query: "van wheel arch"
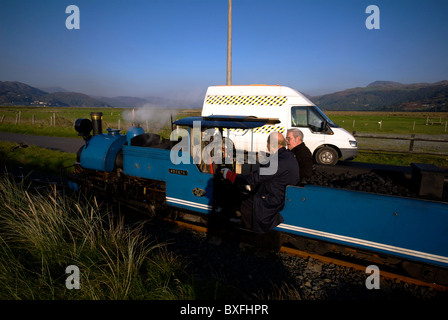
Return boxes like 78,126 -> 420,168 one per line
314,145 -> 340,165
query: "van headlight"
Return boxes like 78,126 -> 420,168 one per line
349,140 -> 358,147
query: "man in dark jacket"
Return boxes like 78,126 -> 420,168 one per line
221,132 -> 300,233
286,128 -> 314,180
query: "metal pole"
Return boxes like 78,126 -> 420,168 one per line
226,0 -> 232,85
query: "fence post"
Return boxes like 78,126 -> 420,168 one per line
409,134 -> 415,152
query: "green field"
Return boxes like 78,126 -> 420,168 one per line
326,111 -> 448,167
1,106 -> 447,136
1,106 -> 447,167
0,106 -> 124,137
0,106 -> 196,138
0,140 -> 76,174
327,111 -> 448,135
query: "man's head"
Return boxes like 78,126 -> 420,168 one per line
267,132 -> 286,153
286,128 -> 304,150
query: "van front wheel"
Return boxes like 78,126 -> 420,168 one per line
315,147 -> 339,165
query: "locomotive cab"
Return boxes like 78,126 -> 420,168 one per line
172,115 -> 281,217
173,115 -> 280,173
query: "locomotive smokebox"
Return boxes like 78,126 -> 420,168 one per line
90,112 -> 103,136
74,118 -> 93,138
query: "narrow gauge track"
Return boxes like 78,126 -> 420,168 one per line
73,171 -> 448,293
167,216 -> 448,292
3,160 -> 448,296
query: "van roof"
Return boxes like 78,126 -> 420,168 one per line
207,85 -> 295,95
205,85 -> 314,105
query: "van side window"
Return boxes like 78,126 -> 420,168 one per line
291,106 -> 325,132
308,107 -> 324,132
291,106 -> 307,127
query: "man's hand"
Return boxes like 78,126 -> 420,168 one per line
221,168 -> 236,183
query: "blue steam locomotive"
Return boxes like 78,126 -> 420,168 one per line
71,112 -> 448,285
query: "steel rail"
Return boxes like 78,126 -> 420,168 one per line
166,217 -> 448,292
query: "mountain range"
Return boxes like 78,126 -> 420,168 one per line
1,80 -> 447,111
311,80 -> 448,111
0,81 -> 199,109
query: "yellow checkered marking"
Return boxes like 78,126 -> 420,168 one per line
206,95 -> 287,106
230,125 -> 285,134
254,125 -> 286,134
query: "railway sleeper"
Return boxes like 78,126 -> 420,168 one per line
402,261 -> 448,286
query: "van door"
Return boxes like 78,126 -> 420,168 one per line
290,106 -> 328,156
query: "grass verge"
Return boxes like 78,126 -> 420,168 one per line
354,150 -> 448,167
0,141 -> 76,175
0,177 -> 195,300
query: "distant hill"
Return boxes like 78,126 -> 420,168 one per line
38,86 -> 69,93
311,80 -> 448,111
0,80 -> 200,108
2,80 -> 447,111
0,81 -> 111,107
95,96 -> 150,108
366,80 -> 404,88
42,92 -> 111,107
0,81 -> 48,105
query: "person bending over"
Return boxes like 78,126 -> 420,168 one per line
221,132 -> 300,233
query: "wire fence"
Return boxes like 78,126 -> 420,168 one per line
354,132 -> 448,156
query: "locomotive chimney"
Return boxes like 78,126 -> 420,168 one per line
90,112 -> 103,136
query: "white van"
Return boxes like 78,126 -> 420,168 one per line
201,85 -> 357,165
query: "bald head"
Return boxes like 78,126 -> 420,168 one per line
267,132 -> 286,153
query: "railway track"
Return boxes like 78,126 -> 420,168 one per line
164,215 -> 448,292
2,161 -> 448,298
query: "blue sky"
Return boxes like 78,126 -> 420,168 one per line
1,0 -> 447,101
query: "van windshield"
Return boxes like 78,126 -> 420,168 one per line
312,106 -> 338,127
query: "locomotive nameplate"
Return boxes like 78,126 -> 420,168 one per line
168,168 -> 188,176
